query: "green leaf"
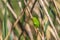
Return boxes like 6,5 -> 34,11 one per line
20,13 -> 25,24
8,33 -> 13,40
48,1 -> 56,19
32,17 -> 40,28
8,10 -> 15,23
10,0 -> 21,16
20,35 -> 25,40
20,0 -> 26,9
0,9 -> 3,21
25,35 -> 30,40
44,21 -> 50,32
13,27 -> 19,37
2,7 -> 8,40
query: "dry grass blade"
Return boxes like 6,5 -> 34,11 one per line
53,0 -> 60,18
2,0 -> 17,19
25,23 -> 34,40
13,0 -> 31,27
0,0 -> 60,40
56,16 -> 60,25
38,0 -> 59,40
47,26 -> 57,40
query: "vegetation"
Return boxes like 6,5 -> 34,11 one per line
0,0 -> 60,40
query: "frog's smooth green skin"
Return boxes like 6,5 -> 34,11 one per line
32,17 -> 40,28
